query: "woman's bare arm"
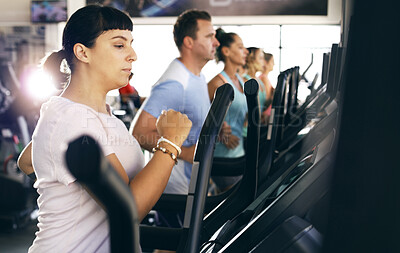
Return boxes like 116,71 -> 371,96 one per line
17,142 -> 35,176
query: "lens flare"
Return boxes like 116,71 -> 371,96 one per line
25,69 -> 57,101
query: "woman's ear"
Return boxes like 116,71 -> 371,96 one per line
73,43 -> 89,64
222,46 -> 229,57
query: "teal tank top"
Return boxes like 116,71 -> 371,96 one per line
243,74 -> 267,112
214,71 -> 248,158
241,75 -> 267,137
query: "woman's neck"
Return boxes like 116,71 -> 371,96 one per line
61,74 -> 109,115
247,68 -> 257,78
224,63 -> 244,92
224,62 -> 240,81
260,70 -> 270,77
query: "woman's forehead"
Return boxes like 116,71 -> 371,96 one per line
101,29 -> 133,39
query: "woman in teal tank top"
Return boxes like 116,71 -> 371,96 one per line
259,52 -> 275,110
207,28 -> 249,191
243,47 -> 271,123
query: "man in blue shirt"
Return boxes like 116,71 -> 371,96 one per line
132,10 -> 219,195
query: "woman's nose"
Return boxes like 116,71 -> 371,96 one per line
128,47 -> 137,62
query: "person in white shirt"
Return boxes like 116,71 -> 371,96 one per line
17,5 -> 192,252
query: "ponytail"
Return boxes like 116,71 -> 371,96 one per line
215,28 -> 237,63
42,49 -> 70,89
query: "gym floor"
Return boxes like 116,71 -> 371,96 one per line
0,219 -> 157,252
0,219 -> 37,253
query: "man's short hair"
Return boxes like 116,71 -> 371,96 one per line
173,9 -> 212,50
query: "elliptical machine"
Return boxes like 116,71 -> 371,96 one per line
0,60 -> 38,230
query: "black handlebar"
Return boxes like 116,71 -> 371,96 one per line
66,135 -> 141,253
179,83 -> 234,253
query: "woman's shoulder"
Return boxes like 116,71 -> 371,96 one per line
208,73 -> 226,87
242,73 -> 251,82
40,97 -> 106,127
